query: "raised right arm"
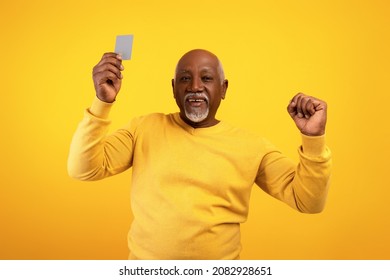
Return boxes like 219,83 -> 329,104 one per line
67,53 -> 133,181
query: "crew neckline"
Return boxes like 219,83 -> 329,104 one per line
171,112 -> 228,135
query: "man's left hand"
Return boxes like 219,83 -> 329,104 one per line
287,93 -> 327,136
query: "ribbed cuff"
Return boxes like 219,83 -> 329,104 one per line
301,134 -> 326,157
89,97 -> 114,119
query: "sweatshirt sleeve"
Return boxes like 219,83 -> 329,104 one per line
67,97 -> 134,181
255,134 -> 332,213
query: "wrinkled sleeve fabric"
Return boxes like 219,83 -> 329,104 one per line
255,134 -> 332,213
67,97 -> 134,181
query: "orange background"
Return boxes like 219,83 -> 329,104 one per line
0,0 -> 389,259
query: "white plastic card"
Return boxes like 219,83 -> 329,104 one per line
115,34 -> 134,60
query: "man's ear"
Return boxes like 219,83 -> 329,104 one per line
221,79 -> 228,100
171,79 -> 176,98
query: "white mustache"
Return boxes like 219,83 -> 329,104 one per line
184,93 -> 209,103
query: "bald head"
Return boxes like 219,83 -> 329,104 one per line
175,49 -> 225,83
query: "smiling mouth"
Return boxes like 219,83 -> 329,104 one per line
185,93 -> 209,107
187,98 -> 206,106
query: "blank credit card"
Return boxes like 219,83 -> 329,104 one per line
115,34 -> 134,60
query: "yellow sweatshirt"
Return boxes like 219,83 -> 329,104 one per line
68,97 -> 332,260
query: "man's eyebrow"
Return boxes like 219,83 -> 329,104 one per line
175,67 -> 216,77
177,69 -> 190,74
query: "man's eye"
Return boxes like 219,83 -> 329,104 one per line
202,76 -> 213,82
180,76 -> 191,82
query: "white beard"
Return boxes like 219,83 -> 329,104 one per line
185,106 -> 209,123
183,93 -> 209,123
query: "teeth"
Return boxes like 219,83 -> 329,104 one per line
188,99 -> 204,102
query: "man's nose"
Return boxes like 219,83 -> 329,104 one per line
189,77 -> 204,92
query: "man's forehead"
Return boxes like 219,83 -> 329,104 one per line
174,49 -> 224,79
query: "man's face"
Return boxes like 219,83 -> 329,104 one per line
172,50 -> 228,128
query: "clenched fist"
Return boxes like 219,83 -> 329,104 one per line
287,93 -> 327,136
92,52 -> 124,103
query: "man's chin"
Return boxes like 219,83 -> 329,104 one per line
184,110 -> 209,123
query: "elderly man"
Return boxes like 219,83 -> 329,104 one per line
68,49 -> 331,259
